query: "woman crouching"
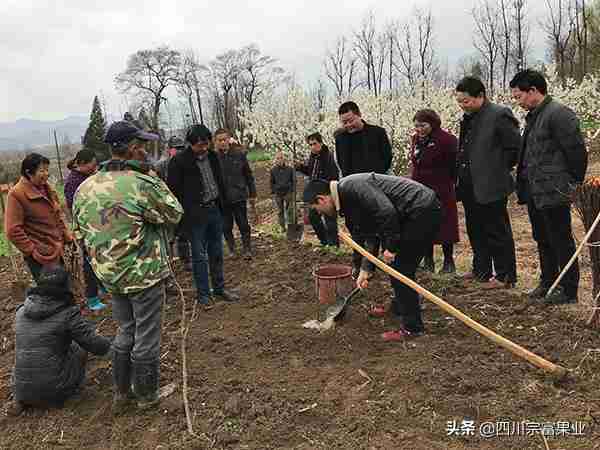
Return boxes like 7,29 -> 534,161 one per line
10,265 -> 111,415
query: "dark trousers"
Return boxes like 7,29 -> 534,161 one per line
82,249 -> 102,299
461,188 -> 517,283
223,201 -> 251,241
189,206 -> 225,300
527,201 -> 579,297
309,209 -> 338,246
274,193 -> 293,228
390,203 -> 442,332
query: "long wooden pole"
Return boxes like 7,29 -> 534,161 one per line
339,231 -> 568,378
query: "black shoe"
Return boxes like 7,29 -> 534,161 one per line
543,287 -> 577,306
527,284 -> 549,299
214,289 -> 239,302
439,260 -> 456,274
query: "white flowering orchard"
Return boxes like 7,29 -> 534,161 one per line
241,69 -> 600,176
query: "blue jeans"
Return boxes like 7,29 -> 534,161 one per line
189,206 -> 225,300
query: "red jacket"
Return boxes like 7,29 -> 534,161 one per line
5,177 -> 70,265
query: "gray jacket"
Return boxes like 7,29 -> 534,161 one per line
458,101 -> 522,204
218,149 -> 257,204
338,173 -> 438,254
13,288 -> 111,404
517,96 -> 588,208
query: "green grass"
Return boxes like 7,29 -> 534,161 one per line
0,224 -> 15,257
246,150 -> 272,162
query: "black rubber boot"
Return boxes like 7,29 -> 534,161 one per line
112,352 -> 134,415
132,359 -> 160,410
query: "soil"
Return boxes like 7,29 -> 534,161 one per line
0,161 -> 599,449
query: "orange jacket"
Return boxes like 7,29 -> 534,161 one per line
4,177 -> 70,265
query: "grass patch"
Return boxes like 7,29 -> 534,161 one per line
247,150 -> 271,163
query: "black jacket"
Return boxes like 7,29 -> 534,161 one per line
167,148 -> 227,224
335,122 -> 393,177
14,287 -> 110,404
516,96 -> 588,208
218,149 -> 257,204
295,145 -> 339,181
337,173 -> 437,253
457,101 -> 521,204
270,164 -> 295,195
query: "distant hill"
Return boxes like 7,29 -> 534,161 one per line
0,116 -> 88,151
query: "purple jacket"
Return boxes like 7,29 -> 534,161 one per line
63,170 -> 89,211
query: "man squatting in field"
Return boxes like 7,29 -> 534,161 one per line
303,173 -> 441,341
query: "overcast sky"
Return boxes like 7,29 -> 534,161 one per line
0,0 -> 549,123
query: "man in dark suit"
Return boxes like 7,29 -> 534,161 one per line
335,101 -> 393,279
455,77 -> 521,288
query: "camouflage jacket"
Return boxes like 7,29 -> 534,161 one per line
72,160 -> 183,294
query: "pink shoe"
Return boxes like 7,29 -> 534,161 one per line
381,327 -> 422,342
368,304 -> 386,318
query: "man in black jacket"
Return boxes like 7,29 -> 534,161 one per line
215,128 -> 257,259
511,70 -> 588,305
167,124 -> 239,305
270,151 -> 295,232
455,77 -> 521,288
335,101 -> 393,278
296,132 -> 340,246
303,173 -> 441,341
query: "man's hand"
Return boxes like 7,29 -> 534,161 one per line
64,230 -> 75,243
356,269 -> 371,290
249,197 -> 257,207
382,249 -> 396,264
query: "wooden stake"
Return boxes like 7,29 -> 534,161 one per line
339,231 -> 568,378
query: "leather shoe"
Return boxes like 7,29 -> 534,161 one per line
214,290 -> 239,302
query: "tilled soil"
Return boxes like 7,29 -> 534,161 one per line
0,162 -> 598,449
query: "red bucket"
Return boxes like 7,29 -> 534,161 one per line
313,264 -> 353,305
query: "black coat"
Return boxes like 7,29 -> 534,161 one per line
295,145 -> 339,181
270,164 -> 295,195
218,149 -> 257,204
167,148 -> 227,224
457,101 -> 521,204
14,287 -> 110,404
337,173 -> 437,253
516,96 -> 588,208
335,122 -> 393,177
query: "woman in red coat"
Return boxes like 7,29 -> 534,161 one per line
410,109 -> 459,273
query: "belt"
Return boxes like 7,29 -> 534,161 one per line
201,199 -> 218,208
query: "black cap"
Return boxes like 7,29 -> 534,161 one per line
303,179 -> 330,204
168,136 -> 185,148
105,121 -> 159,147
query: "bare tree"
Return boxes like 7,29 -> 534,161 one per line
392,8 -> 436,93
472,0 -> 501,95
511,0 -> 530,72
324,36 -> 358,99
115,46 -> 181,134
571,0 -> 590,79
310,78 -> 327,113
541,0 -> 575,82
498,0 -> 512,89
353,10 -> 387,96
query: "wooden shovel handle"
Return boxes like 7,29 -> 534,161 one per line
339,232 -> 568,378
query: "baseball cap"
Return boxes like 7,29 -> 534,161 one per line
168,136 -> 185,149
105,121 -> 159,147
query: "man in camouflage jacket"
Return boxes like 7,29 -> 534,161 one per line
73,121 -> 183,412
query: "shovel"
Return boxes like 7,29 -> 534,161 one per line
303,287 -> 362,331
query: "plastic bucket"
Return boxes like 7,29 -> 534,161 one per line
313,264 -> 353,305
